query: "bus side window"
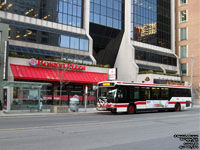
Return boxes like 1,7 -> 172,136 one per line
183,89 -> 191,97
117,90 -> 124,99
151,87 -> 160,100
117,88 -> 128,103
134,87 -> 140,100
161,88 -> 169,100
140,87 -> 150,100
129,87 -> 134,100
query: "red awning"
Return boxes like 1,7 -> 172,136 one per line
10,64 -> 108,84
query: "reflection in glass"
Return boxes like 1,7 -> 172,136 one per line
131,0 -> 171,49
80,39 -> 89,51
1,0 -> 83,28
60,35 -> 70,48
135,49 -> 177,66
9,25 -> 89,51
180,10 -> 187,22
90,0 -> 123,30
70,37 -> 79,50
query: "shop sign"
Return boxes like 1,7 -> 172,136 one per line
29,58 -> 86,71
108,68 -> 117,80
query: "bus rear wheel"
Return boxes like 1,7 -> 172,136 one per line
127,104 -> 136,114
175,103 -> 181,112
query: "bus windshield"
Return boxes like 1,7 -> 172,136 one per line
98,87 -> 117,99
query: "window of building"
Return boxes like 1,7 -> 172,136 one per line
135,49 -> 177,66
9,25 -> 89,51
180,45 -> 187,58
180,0 -> 187,6
131,0 -> 171,49
180,10 -> 187,23
180,27 -> 187,41
90,0 -> 123,30
1,0 -> 83,28
181,63 -> 187,76
80,39 -> 89,51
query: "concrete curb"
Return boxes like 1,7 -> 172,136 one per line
0,108 -> 98,117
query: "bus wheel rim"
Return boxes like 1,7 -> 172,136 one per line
177,105 -> 180,111
129,105 -> 134,113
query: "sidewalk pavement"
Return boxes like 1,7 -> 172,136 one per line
0,105 -> 199,118
0,108 -> 98,117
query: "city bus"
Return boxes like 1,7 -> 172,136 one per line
96,81 -> 192,114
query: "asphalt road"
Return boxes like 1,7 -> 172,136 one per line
0,107 -> 199,150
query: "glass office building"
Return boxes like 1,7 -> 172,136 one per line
0,0 -> 91,63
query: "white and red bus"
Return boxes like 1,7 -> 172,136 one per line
96,81 -> 192,114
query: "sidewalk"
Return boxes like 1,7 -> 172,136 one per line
0,108 -> 98,117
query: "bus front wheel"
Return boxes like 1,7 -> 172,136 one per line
175,103 -> 181,112
127,104 -> 136,114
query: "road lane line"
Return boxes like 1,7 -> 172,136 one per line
0,113 -> 199,132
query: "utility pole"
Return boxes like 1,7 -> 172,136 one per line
84,85 -> 88,112
190,56 -> 194,101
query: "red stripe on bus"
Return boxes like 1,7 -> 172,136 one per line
135,102 -> 146,105
112,104 -> 128,108
168,102 -> 176,104
168,101 -> 189,104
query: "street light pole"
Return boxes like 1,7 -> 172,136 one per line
190,56 -> 194,101
190,56 -> 194,87
84,85 -> 88,112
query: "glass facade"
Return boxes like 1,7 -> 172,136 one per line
135,49 -> 177,66
0,0 -> 83,28
131,0 -> 171,49
90,0 -> 123,29
9,45 -> 92,64
8,25 -> 89,51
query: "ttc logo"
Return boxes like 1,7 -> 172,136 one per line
29,58 -> 37,66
